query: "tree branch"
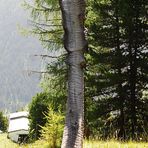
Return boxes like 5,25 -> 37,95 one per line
33,54 -> 67,59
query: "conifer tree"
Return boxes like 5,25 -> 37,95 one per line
85,0 -> 147,140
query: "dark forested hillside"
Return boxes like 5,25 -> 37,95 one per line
0,0 -> 44,112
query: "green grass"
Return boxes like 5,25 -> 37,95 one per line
84,140 -> 148,148
0,133 -> 147,148
0,133 -> 18,148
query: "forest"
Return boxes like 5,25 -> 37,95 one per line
0,0 -> 147,148
25,0 -> 147,147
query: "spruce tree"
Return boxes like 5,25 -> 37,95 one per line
85,0 -> 147,140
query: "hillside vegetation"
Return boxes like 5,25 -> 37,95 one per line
0,134 -> 147,148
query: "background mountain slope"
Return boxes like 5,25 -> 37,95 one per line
0,0 -> 44,112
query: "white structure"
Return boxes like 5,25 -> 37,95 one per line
8,111 -> 29,142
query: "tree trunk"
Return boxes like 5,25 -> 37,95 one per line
128,35 -> 137,140
59,0 -> 87,147
114,0 -> 125,140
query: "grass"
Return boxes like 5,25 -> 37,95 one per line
0,133 -> 18,148
84,140 -> 148,148
0,133 -> 147,148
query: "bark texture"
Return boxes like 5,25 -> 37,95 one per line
59,0 -> 87,147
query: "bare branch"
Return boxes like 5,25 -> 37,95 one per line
40,39 -> 58,43
23,70 -> 49,77
28,19 -> 61,24
28,4 -> 60,12
29,20 -> 62,27
31,25 -> 62,35
41,5 -> 60,11
29,70 -> 49,74
33,54 -> 67,59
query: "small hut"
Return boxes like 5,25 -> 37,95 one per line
7,111 -> 29,143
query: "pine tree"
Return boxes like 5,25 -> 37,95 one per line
85,0 -> 147,140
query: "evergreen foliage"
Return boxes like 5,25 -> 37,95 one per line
0,111 -> 8,132
26,0 -> 148,142
28,73 -> 66,140
41,106 -> 64,148
85,0 -> 148,140
25,0 -> 66,141
24,0 -> 62,50
29,92 -> 49,140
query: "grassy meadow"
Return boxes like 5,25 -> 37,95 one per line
0,133 -> 147,148
84,140 -> 148,148
0,133 -> 18,148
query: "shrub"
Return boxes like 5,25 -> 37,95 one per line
0,111 -> 8,132
28,92 -> 49,140
41,106 -> 64,148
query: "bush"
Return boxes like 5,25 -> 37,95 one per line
28,92 -> 49,140
41,106 -> 64,148
0,111 -> 8,132
28,88 -> 66,141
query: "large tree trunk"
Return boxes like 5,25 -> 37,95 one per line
59,0 -> 87,147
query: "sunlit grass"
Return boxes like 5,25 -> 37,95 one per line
0,133 -> 18,148
0,133 -> 147,148
84,140 -> 148,148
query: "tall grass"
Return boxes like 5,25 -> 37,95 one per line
84,140 -> 148,148
0,133 -> 18,148
0,134 -> 147,148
